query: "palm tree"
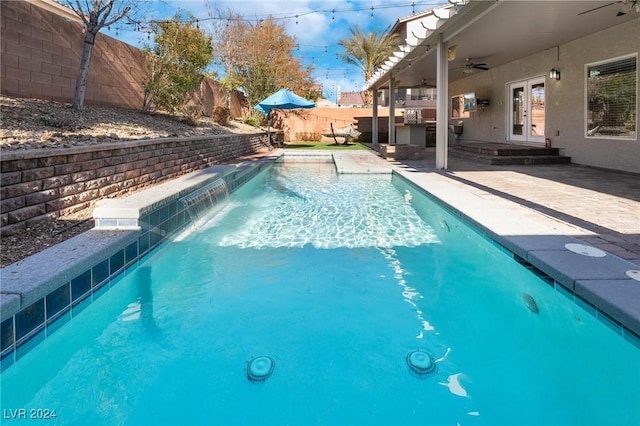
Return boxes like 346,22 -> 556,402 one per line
338,25 -> 399,104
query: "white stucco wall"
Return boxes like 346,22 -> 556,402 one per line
449,18 -> 639,173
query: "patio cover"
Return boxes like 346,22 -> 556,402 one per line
365,0 -> 638,90
363,0 -> 639,169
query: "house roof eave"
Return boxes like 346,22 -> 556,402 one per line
363,0 -> 477,91
25,0 -> 82,23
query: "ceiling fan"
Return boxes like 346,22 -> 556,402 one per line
578,0 -> 638,16
461,58 -> 489,73
419,78 -> 436,88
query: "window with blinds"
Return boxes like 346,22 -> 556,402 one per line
586,55 -> 637,139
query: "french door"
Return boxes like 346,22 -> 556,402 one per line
508,77 -> 545,144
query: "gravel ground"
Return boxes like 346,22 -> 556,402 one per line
0,96 -> 258,151
0,96 -> 262,267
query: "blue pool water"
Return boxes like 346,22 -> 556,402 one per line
1,162 -> 639,425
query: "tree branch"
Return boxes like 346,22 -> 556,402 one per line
102,9 -> 129,28
97,0 -> 112,16
70,0 -> 89,25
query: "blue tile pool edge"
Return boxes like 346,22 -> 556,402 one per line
392,170 -> 640,349
0,154 -> 282,369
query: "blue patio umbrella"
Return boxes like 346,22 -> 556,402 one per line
254,104 -> 268,115
255,88 -> 315,115
255,89 -> 315,147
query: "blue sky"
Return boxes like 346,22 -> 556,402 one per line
103,0 -> 447,102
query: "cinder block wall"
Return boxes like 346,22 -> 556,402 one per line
0,134 -> 271,236
272,107 -> 404,142
0,1 -> 245,115
1,0 -> 146,109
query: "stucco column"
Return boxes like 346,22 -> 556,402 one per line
388,74 -> 396,146
372,89 -> 379,146
435,34 -> 449,169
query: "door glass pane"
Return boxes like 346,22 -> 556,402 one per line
512,87 -> 524,135
530,82 -> 545,137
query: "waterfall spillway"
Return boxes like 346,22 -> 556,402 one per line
180,178 -> 229,221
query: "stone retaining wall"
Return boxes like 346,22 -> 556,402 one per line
0,133 -> 270,236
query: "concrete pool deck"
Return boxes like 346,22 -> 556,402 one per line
330,147 -> 640,342
394,153 -> 640,264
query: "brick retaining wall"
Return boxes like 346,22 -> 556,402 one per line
0,133 -> 271,236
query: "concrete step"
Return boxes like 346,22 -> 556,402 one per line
452,143 -> 560,157
449,149 -> 571,165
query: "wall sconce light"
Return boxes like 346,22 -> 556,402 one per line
549,68 -> 561,80
477,98 -> 490,111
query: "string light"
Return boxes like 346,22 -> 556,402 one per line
100,0 -> 447,94
107,1 -> 444,34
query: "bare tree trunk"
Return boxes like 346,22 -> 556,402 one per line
72,30 -> 97,110
65,0 -> 132,110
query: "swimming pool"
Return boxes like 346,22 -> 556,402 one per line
1,160 -> 639,425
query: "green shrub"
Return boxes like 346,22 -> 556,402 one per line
180,105 -> 201,126
141,14 -> 212,115
39,111 -> 78,130
212,106 -> 231,126
243,116 -> 261,127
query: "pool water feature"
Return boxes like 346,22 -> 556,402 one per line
1,161 -> 639,425
180,178 -> 229,222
